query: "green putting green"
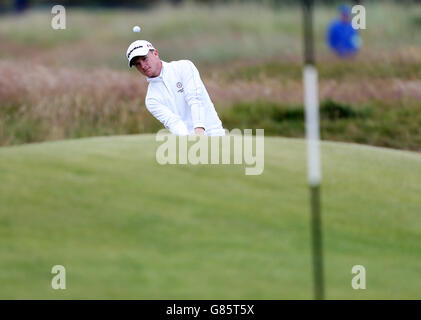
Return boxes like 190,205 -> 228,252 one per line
0,135 -> 420,299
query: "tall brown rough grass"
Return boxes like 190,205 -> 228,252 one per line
0,62 -> 158,145
1,58 -> 421,148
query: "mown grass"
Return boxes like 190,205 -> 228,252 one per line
0,135 -> 420,299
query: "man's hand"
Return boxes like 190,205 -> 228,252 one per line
194,127 -> 205,135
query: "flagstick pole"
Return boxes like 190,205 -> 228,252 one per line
302,0 -> 324,300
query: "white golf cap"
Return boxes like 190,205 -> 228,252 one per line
126,40 -> 155,67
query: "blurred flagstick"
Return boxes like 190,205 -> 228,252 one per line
302,0 -> 324,300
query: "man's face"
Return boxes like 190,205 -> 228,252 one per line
133,50 -> 162,78
340,13 -> 351,22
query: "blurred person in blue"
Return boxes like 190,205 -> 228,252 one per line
326,4 -> 362,58
14,0 -> 29,13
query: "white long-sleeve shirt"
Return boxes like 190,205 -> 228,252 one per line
145,60 -> 225,136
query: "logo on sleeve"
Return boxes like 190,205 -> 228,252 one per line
176,82 -> 184,93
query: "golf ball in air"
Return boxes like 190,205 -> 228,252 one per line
133,26 -> 141,33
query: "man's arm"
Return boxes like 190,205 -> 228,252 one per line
181,60 -> 207,132
146,97 -> 189,135
194,127 -> 205,135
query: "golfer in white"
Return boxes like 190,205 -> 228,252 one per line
126,40 -> 225,136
